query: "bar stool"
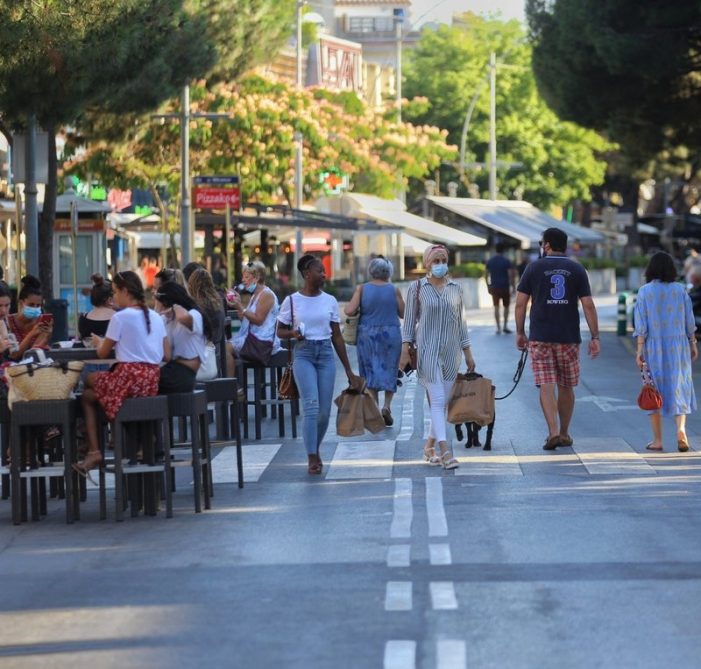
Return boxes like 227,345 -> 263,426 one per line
167,390 -> 211,512
238,349 -> 297,441
0,399 -> 10,500
98,395 -> 172,522
196,378 -> 243,488
9,398 -> 78,525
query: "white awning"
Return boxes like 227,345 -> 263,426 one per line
319,193 -> 486,247
401,233 -> 432,255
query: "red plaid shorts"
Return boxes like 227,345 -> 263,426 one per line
528,342 -> 581,387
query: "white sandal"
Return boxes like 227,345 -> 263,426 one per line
438,443 -> 459,470
423,439 -> 441,466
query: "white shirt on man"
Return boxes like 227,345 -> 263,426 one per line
105,307 -> 166,364
278,291 -> 340,341
163,308 -> 207,362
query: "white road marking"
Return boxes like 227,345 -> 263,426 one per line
397,377 -> 418,440
387,544 -> 411,568
325,440 -> 396,479
455,438 -> 523,476
425,477 -> 448,537
436,640 -> 466,669
385,581 -> 412,611
573,437 -> 656,474
211,443 -> 282,483
429,543 -> 452,566
430,582 -> 458,610
384,641 -> 416,669
390,478 -> 413,539
579,395 -> 638,412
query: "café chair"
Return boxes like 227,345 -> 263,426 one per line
9,398 -> 78,525
98,395 -> 172,522
167,390 -> 212,512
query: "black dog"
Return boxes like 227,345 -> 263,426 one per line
454,415 -> 495,451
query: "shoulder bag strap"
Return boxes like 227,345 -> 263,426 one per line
287,295 -> 295,364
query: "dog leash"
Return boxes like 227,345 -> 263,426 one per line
495,348 -> 528,401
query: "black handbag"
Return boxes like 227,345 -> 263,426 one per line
239,332 -> 273,365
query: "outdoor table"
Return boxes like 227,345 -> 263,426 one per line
48,347 -> 102,362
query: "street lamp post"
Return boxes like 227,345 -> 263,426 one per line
394,8 -> 404,123
180,85 -> 192,265
488,52 -> 497,200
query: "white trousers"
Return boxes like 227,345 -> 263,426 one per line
425,364 -> 453,443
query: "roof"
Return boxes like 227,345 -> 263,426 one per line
51,189 -> 112,215
318,193 -> 486,247
428,197 -> 604,248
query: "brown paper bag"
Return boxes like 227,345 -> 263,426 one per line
335,387 -> 366,437
362,393 -> 386,434
447,373 -> 495,426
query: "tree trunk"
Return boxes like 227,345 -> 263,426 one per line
38,126 -> 57,300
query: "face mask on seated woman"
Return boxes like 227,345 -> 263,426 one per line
23,306 -> 42,319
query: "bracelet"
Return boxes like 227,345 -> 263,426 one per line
590,335 -> 600,340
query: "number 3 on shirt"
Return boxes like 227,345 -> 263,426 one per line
550,274 -> 566,300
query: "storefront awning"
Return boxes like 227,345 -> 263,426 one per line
428,197 -> 603,248
317,194 -> 486,247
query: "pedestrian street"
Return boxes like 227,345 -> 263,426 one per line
2,298 -> 701,668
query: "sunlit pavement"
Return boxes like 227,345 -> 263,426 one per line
2,295 -> 701,668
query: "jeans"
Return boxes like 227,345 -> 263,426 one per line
293,339 -> 336,455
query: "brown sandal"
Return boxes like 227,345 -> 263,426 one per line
307,454 -> 322,475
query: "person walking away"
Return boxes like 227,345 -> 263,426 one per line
8,275 -> 53,360
343,256 -> 404,426
155,282 -> 211,394
399,244 -> 476,469
78,274 -> 116,340
634,251 -> 697,452
77,271 -> 168,473
485,242 -> 516,334
514,227 -> 600,451
277,255 -> 362,475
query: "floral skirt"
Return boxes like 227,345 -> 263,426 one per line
357,324 -> 401,392
93,363 -> 160,421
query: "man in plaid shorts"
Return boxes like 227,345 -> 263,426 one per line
514,227 -> 600,450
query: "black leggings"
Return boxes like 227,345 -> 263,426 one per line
158,361 -> 197,394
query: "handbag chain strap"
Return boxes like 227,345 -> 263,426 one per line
286,294 -> 295,365
641,362 -> 655,386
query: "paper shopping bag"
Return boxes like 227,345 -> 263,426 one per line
447,373 -> 495,426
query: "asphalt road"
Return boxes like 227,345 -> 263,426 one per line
2,296 -> 701,668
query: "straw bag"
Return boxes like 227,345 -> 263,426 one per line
6,359 -> 85,406
342,285 -> 363,346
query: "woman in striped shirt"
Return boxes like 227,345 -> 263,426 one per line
400,245 -> 476,469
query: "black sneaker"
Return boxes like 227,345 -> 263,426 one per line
543,435 -> 561,450
502,327 -> 513,334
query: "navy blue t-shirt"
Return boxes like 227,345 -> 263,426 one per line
486,254 -> 513,289
517,255 -> 591,343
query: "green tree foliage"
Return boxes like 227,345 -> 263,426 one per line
527,0 -> 701,166
66,75 -> 455,207
402,12 -> 612,210
0,0 -> 295,295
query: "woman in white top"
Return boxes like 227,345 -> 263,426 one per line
78,270 -> 168,473
400,244 -> 476,470
154,282 -> 210,394
231,260 -> 281,363
277,255 -> 362,475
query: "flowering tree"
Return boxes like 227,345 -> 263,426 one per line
66,75 -> 456,207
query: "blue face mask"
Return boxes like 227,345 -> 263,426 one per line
23,306 -> 41,320
245,284 -> 256,294
431,263 -> 449,278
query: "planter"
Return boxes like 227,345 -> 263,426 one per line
586,268 -> 616,295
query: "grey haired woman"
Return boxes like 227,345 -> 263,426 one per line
344,256 -> 405,425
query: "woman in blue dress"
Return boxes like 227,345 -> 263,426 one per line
344,256 -> 405,426
634,251 -> 698,452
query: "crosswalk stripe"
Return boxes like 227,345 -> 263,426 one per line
390,479 -> 413,539
454,438 -> 523,476
211,443 -> 282,483
430,581 -> 458,610
387,544 -> 411,568
325,440 -> 396,479
572,437 -> 655,474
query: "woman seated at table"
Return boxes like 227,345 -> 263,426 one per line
188,267 -> 225,380
77,271 -> 168,473
78,273 -> 115,340
154,282 -> 211,394
8,275 -> 53,360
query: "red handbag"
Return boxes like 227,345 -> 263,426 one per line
638,363 -> 663,411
